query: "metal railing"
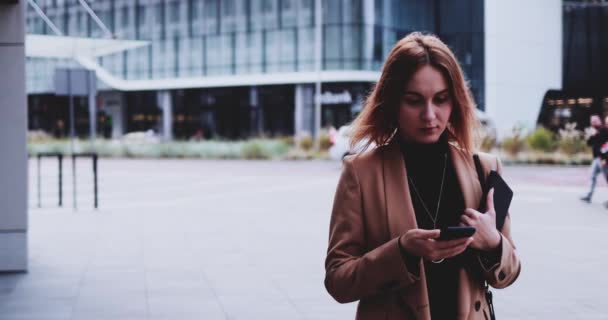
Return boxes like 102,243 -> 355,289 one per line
36,152 -> 63,208
34,152 -> 99,209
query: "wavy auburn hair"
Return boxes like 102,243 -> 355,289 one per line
350,32 -> 478,152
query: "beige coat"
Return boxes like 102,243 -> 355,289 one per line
324,142 -> 521,320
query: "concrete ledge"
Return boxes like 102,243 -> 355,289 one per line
0,232 -> 27,272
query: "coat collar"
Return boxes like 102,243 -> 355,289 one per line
383,142 -> 482,239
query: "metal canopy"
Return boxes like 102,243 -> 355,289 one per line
25,34 -> 148,59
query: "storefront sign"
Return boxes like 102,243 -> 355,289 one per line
318,90 -> 352,105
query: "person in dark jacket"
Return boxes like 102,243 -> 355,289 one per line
580,115 -> 608,203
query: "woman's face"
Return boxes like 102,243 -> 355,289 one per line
398,65 -> 453,144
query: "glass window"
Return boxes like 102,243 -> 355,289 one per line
298,0 -> 313,26
283,0 -> 292,10
121,6 -> 129,28
324,25 -> 341,69
192,0 -> 201,20
297,28 -> 314,71
343,0 -> 363,24
281,0 -> 296,27
137,5 -> 146,27
189,38 -> 203,76
235,33 -> 250,74
279,29 -> 296,71
324,0 -> 341,24
222,0 -> 235,16
155,3 -> 163,23
265,30 -> 280,72
343,25 -> 362,69
301,0 -> 312,10
249,32 -> 263,73
75,11 -> 80,31
262,0 -> 274,13
170,1 -> 180,22
203,0 -> 218,34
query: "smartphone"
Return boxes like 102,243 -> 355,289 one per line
438,226 -> 476,241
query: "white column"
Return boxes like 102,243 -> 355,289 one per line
249,87 -> 261,136
484,0 -> 562,137
157,90 -> 173,141
362,0 -> 375,70
0,1 -> 28,271
313,0 -> 322,146
88,71 -> 97,143
295,84 -> 304,138
295,84 -> 315,137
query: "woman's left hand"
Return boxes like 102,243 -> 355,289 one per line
460,188 -> 501,251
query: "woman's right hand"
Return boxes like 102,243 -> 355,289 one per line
399,229 -> 473,261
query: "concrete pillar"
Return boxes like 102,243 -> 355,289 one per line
295,85 -> 304,138
0,1 -> 28,271
295,84 -> 315,137
111,96 -> 126,139
157,90 -> 173,141
249,87 -> 261,136
88,72 -> 97,143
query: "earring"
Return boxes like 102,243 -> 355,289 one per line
383,127 -> 398,146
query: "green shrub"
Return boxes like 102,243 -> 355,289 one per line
501,126 -> 526,156
26,137 -> 294,160
240,139 -> 290,159
558,123 -> 588,155
319,133 -> 332,151
299,135 -> 313,151
279,135 -> 295,146
241,141 -> 269,159
526,127 -> 557,152
124,143 -> 162,158
27,130 -> 52,143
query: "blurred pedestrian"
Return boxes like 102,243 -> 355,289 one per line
324,32 -> 521,319
580,114 -> 608,203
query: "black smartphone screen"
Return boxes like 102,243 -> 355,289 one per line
438,226 -> 476,241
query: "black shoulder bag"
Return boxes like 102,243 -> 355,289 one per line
473,154 -> 497,320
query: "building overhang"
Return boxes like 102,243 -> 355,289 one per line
26,34 -> 380,92
25,34 -> 148,58
92,70 -> 382,91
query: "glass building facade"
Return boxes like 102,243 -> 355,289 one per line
26,0 -> 485,140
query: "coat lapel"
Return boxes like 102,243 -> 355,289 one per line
449,145 -> 482,210
383,143 -> 418,239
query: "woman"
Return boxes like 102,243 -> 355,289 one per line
324,32 -> 521,319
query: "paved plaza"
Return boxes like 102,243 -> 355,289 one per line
0,158 -> 607,319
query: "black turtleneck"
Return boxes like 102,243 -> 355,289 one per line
399,132 -> 465,319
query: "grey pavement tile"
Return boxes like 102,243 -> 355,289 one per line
72,292 -> 147,318
145,271 -> 216,298
218,295 -> 306,320
147,295 -> 226,319
8,279 -> 80,299
294,298 -> 356,320
0,274 -> 24,290
202,266 -> 286,298
0,297 -> 73,319
71,316 -> 147,320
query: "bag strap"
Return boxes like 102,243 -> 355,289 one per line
473,154 -> 487,210
474,154 -> 497,320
